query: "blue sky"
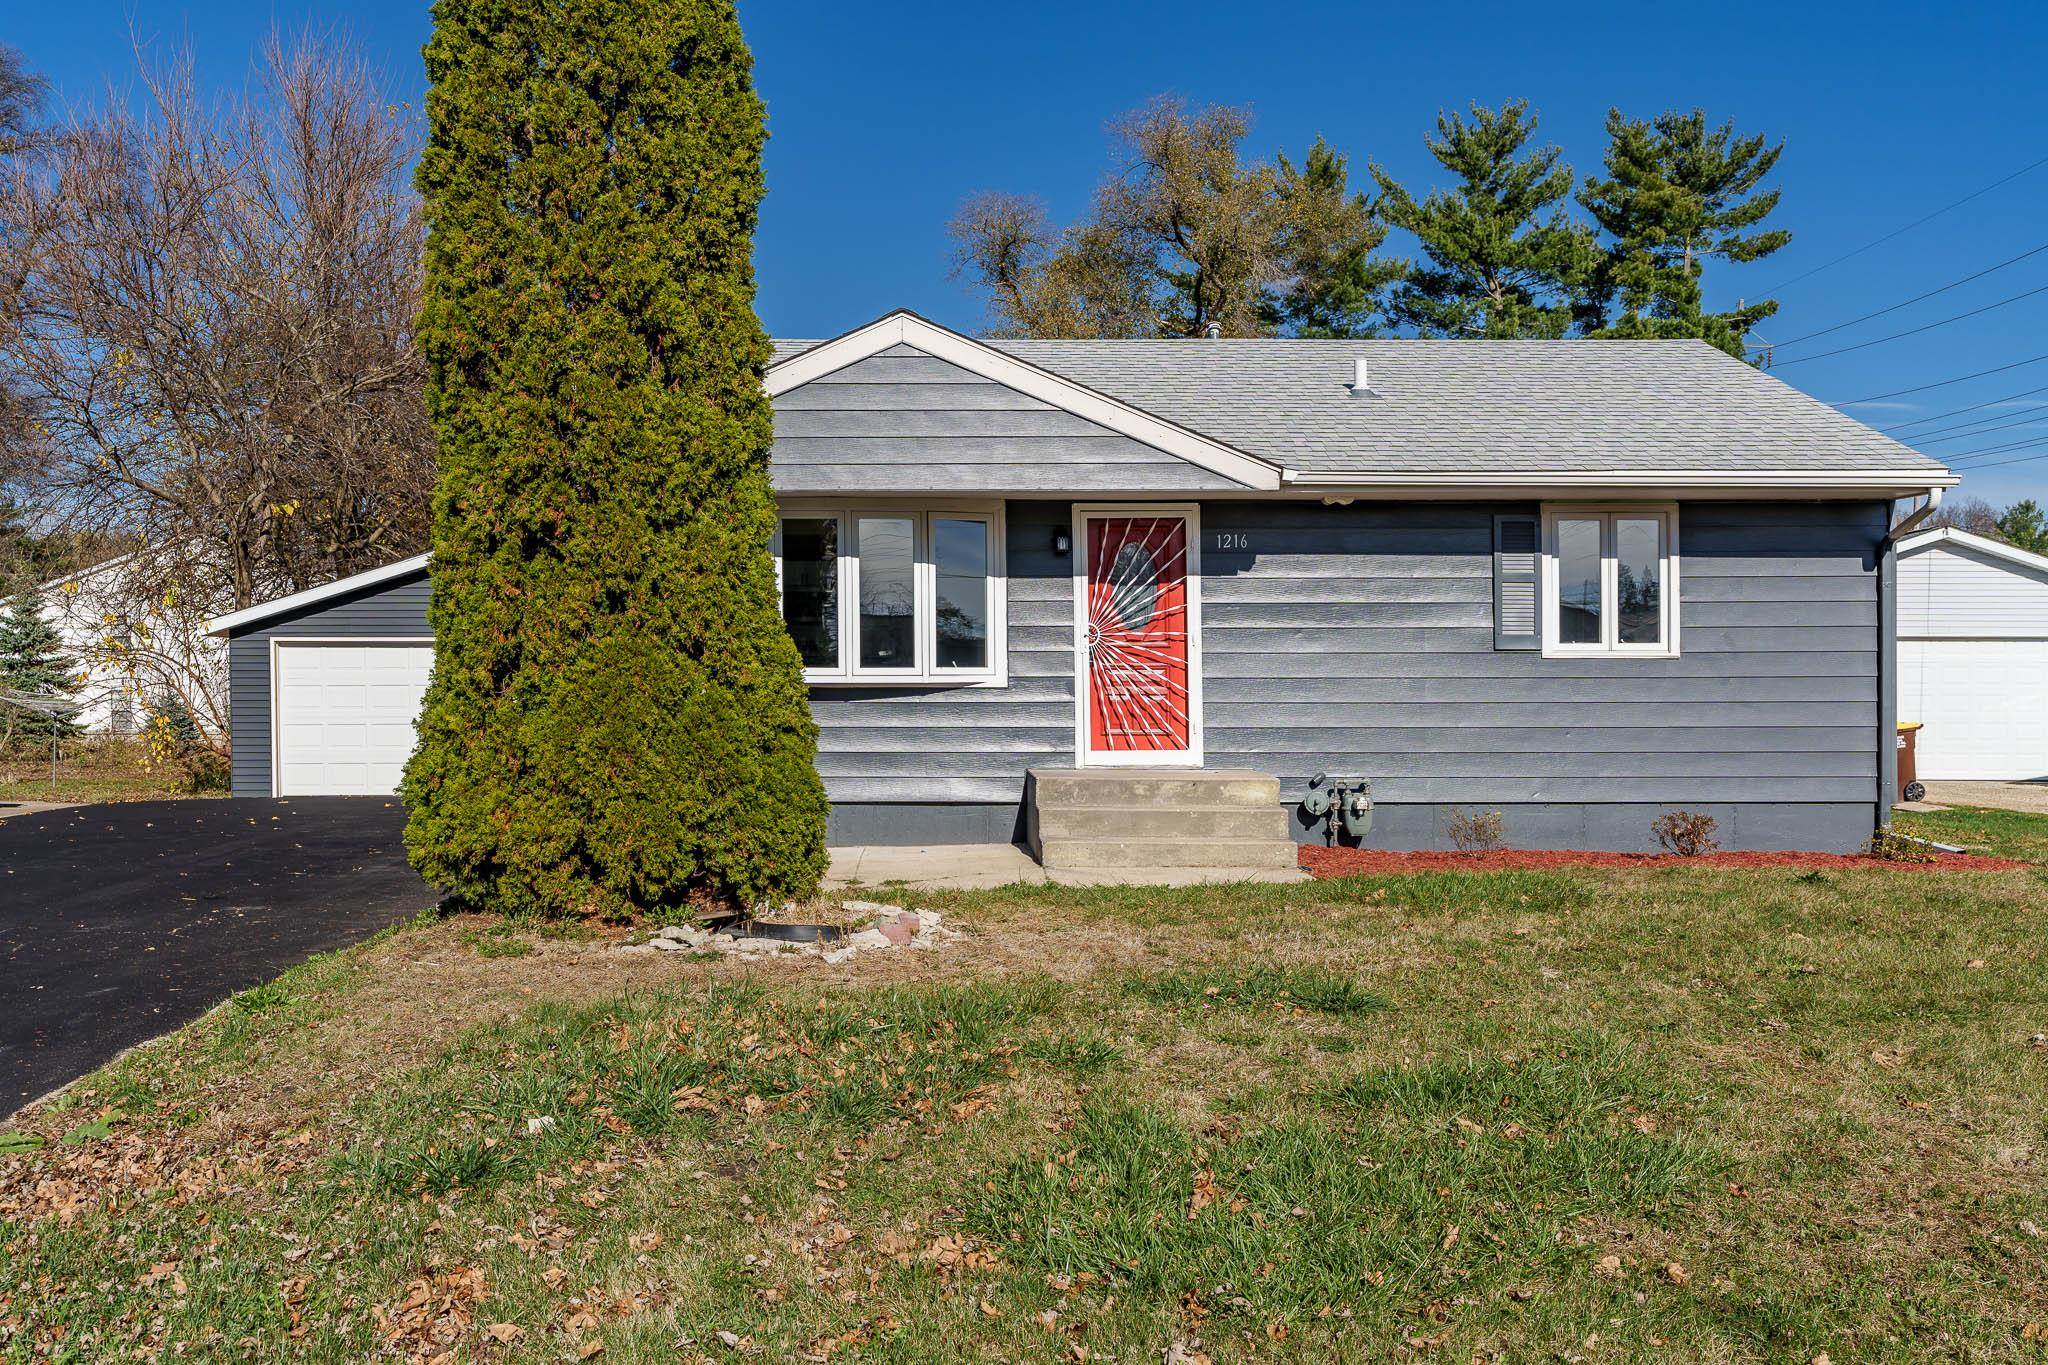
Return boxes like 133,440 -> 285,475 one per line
12,0 -> 2047,505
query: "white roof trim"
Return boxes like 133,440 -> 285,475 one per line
765,311 -> 1288,491
204,553 -> 430,636
1896,525 -> 2048,575
1288,470 -> 1958,495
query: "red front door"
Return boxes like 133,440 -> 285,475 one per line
1081,512 -> 1198,763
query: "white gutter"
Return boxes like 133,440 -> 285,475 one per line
1282,468 -> 1961,495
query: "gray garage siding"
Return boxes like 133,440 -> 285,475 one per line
226,575 -> 432,796
771,344 -> 1250,494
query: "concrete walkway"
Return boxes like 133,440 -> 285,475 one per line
825,843 -> 1308,891
1914,780 -> 2048,815
0,800 -> 75,822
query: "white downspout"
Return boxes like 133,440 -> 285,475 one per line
1888,485 -> 1944,542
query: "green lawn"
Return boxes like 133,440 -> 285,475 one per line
1896,804 -> 2048,864
0,743 -> 218,805
5,857 -> 2048,1361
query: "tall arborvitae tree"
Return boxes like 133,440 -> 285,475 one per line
1370,101 -> 1598,338
404,0 -> 827,918
1264,137 -> 1403,338
1579,108 -> 1790,358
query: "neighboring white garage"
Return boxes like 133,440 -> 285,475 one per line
1896,527 -> 2048,781
274,642 -> 434,795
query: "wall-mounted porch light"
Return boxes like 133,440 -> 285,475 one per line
1052,529 -> 1072,556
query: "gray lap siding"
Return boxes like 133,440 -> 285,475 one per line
814,498 -> 1884,850
225,498 -> 1885,851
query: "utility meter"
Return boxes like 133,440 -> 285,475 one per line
1302,773 -> 1373,844
1301,771 -> 1334,818
1341,783 -> 1374,839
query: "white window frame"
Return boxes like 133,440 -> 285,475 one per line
1540,503 -> 1681,658
773,500 -> 1008,687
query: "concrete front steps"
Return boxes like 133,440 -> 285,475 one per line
1027,767 -> 1308,884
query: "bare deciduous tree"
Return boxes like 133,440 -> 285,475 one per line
0,33 -> 431,731
949,98 -> 1392,339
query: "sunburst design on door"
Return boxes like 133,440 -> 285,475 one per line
1085,515 -> 1190,753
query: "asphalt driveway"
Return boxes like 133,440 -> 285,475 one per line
1,798 -> 437,1114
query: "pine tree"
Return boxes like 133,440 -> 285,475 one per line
1370,101 -> 1599,338
1997,499 -> 2048,555
1579,108 -> 1790,358
1264,137 -> 1404,338
403,0 -> 828,918
0,589 -> 76,748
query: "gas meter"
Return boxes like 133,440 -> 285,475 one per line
1302,773 -> 1373,845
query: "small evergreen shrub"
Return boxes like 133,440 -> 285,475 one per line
141,693 -> 229,792
403,0 -> 827,918
1651,810 -> 1720,857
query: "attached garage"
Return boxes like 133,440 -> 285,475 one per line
206,555 -> 434,798
1896,527 -> 2048,781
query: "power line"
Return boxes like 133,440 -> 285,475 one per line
1843,352 -> 2048,404
1757,150 -> 2048,295
1773,240 -> 2048,347
1881,381 -> 2048,430
1940,430 -> 2048,463
1945,446 -> 2048,474
1771,282 -> 2048,367
1907,404 -> 2048,444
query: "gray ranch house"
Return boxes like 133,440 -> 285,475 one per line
205,311 -> 1955,860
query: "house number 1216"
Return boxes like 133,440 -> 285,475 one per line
1214,532 -> 1250,551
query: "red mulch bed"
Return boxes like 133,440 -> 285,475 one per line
1298,844 -> 2030,877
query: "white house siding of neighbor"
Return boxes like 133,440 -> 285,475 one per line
1895,527 -> 2048,782
207,311 -> 1961,853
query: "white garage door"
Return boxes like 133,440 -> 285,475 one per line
274,642 -> 434,796
1898,638 -> 2048,781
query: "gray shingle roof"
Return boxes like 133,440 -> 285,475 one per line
772,336 -> 1945,479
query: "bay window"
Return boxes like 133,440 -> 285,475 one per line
1541,505 -> 1678,657
774,504 -> 1006,684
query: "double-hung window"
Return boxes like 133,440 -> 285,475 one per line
1541,505 -> 1679,657
774,503 -> 1007,685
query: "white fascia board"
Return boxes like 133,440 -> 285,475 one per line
1896,525 -> 2048,575
203,553 -> 431,636
1284,469 -> 1959,497
763,311 -> 1285,491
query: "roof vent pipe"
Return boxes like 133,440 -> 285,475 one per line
1203,321 -> 1222,339
1348,357 -> 1374,396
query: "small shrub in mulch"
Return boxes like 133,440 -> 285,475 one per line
1651,810 -> 1720,857
1297,844 -> 2028,878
